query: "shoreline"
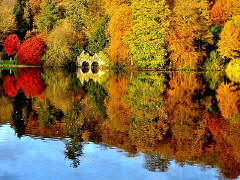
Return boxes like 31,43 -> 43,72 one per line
0,64 -> 40,68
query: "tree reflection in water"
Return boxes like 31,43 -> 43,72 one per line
1,68 -> 240,178
12,89 -> 30,138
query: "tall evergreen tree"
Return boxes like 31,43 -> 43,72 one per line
13,0 -> 33,39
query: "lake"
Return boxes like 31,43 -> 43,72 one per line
0,67 -> 239,180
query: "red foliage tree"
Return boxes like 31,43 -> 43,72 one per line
17,37 -> 46,65
17,68 -> 46,97
3,76 -> 20,97
3,34 -> 21,56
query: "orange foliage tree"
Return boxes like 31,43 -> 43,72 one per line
209,1 -> 228,25
167,0 -> 212,69
105,0 -> 132,65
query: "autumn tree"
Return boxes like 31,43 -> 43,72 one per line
105,73 -> 130,132
105,0 -> 132,65
0,0 -> 16,46
226,58 -> 240,83
167,0 -> 212,69
216,0 -> 240,20
66,0 -> 105,35
3,75 -> 20,97
165,72 -> 210,159
218,16 -> 240,59
43,20 -> 81,67
126,0 -> 171,69
209,1 -> 228,25
17,68 -> 46,97
29,0 -> 42,20
126,72 -> 169,150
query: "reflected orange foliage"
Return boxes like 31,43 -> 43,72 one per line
216,83 -> 240,119
166,73 -> 210,159
105,74 -> 130,132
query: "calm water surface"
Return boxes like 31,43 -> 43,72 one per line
0,68 -> 239,179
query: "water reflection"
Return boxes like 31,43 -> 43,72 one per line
0,68 -> 240,179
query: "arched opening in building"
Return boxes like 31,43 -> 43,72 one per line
91,62 -> 99,74
82,61 -> 89,73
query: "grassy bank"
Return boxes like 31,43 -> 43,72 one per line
0,60 -> 40,68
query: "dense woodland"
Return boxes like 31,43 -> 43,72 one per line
0,0 -> 239,69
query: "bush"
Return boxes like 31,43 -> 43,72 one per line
3,34 -> 21,56
17,37 -> 46,65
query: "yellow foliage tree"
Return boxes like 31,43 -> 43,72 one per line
218,16 -> 240,59
0,0 -> 16,45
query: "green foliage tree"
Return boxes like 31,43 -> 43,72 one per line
126,72 -> 169,148
66,0 -> 105,35
210,25 -> 223,43
66,0 -> 87,33
36,0 -> 60,33
126,0 -> 171,69
86,15 -> 109,55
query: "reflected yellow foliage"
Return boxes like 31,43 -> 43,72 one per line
43,69 -> 74,114
0,94 -> 13,124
